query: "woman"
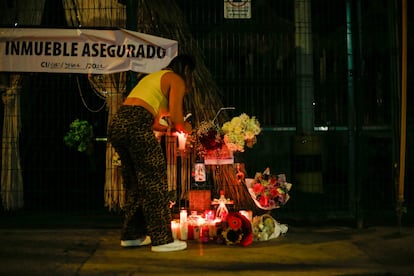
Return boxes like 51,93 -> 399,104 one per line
108,55 -> 195,252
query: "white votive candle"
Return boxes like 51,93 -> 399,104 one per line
180,209 -> 187,223
180,209 -> 188,240
171,220 -> 180,240
176,132 -> 187,151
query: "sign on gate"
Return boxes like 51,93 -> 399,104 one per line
0,28 -> 178,74
224,0 -> 251,19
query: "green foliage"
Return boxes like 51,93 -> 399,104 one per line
63,119 -> 94,153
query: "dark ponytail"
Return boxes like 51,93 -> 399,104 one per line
165,54 -> 196,79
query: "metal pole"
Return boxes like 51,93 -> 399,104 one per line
126,0 -> 138,93
346,0 -> 356,223
397,0 -> 407,228
294,0 -> 315,135
212,107 -> 235,124
354,0 -> 364,229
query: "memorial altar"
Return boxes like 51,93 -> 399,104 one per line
165,109 -> 292,246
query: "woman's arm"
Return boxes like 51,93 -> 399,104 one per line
162,72 -> 192,133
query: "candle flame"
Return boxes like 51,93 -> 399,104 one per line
176,131 -> 188,151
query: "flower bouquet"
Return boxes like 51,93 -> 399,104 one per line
221,113 -> 261,153
252,214 -> 288,241
245,168 -> 292,210
196,120 -> 224,152
196,120 -> 233,165
195,112 -> 261,164
217,212 -> 253,246
193,109 -> 263,212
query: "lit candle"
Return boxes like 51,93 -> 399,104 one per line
196,217 -> 206,242
180,209 -> 188,223
171,220 -> 180,240
187,223 -> 194,240
208,221 -> 218,238
193,224 -> 200,240
176,131 -> 188,151
201,223 -> 209,243
180,223 -> 188,240
204,210 -> 215,221
180,209 -> 188,240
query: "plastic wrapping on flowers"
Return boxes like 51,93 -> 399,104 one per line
245,168 -> 292,211
217,212 -> 253,246
194,113 -> 261,157
252,214 -> 288,241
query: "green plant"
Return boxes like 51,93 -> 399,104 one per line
64,119 -> 94,153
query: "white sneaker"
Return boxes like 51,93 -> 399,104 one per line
121,236 -> 151,247
151,240 -> 187,252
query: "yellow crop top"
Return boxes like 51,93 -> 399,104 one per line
127,69 -> 170,117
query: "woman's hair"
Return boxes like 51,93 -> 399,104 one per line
165,54 -> 195,79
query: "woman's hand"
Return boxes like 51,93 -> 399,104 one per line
173,121 -> 192,134
152,117 -> 169,132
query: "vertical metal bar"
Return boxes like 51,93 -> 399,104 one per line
126,0 -> 138,93
126,0 -> 138,31
397,0 -> 407,227
346,0 -> 356,220
294,0 -> 315,135
355,0 -> 363,228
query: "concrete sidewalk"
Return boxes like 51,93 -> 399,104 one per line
0,226 -> 413,275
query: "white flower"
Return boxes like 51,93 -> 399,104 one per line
221,113 -> 261,152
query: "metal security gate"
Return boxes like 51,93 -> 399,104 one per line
176,0 -> 409,223
0,0 -> 411,226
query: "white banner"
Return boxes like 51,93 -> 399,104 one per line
0,28 -> 178,74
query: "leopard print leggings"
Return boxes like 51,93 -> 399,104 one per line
107,105 -> 173,246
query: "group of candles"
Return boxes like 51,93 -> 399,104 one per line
171,209 -> 253,242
